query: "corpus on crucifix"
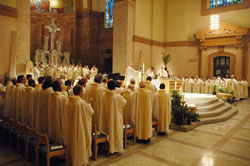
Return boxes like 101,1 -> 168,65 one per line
45,18 -> 60,50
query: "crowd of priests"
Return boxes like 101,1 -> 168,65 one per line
0,65 -> 172,166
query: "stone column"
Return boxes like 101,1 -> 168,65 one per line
235,46 -> 243,79
15,0 -> 30,75
200,47 -> 207,77
9,31 -> 17,78
113,0 -> 135,75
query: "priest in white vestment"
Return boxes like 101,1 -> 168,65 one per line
124,64 -> 141,87
48,80 -> 68,144
145,76 -> 157,94
100,80 -> 126,153
186,78 -> 194,93
132,81 -> 153,143
14,75 -> 26,121
61,85 -> 94,166
241,78 -> 248,98
22,79 -> 36,126
86,74 -> 105,129
144,67 -> 155,81
193,78 -> 201,93
36,78 -> 53,133
32,77 -> 44,128
159,65 -> 168,78
3,81 -> 12,117
122,85 -> 134,126
153,83 -> 171,134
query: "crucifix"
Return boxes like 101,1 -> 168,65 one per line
45,18 -> 60,50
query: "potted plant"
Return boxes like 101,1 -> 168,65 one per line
161,52 -> 171,71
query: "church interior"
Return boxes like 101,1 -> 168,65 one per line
0,0 -> 250,166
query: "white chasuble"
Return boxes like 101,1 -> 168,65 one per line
86,82 -> 105,129
132,88 -> 153,140
100,90 -> 126,153
14,83 -> 26,121
36,87 -> 53,133
48,91 -> 68,144
153,90 -> 171,133
3,81 -> 13,117
122,89 -> 134,126
22,87 -> 35,126
61,96 -> 94,166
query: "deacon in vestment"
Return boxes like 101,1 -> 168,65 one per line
22,79 -> 36,126
145,76 -> 157,94
99,80 -> 126,153
86,74 -> 105,129
36,77 -> 53,133
14,75 -> 26,121
132,81 -> 153,143
61,85 -> 94,166
48,80 -> 68,144
153,83 -> 171,134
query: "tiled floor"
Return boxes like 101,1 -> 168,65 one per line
1,98 -> 250,166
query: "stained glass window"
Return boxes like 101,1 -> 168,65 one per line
209,0 -> 242,9
105,0 -> 114,28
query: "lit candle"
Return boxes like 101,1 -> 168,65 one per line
175,81 -> 177,90
142,63 -> 144,74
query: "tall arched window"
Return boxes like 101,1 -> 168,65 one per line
105,0 -> 114,28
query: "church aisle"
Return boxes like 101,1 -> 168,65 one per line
1,99 -> 250,166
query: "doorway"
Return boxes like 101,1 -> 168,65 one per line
213,56 -> 230,77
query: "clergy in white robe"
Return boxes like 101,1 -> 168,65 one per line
3,81 -> 12,117
61,85 -> 94,166
48,80 -> 68,144
193,79 -> 201,93
124,64 -> 140,87
144,67 -> 155,81
14,75 -> 26,121
115,80 -> 125,95
86,74 -> 105,129
22,79 -> 36,126
32,77 -> 44,128
122,85 -> 134,126
241,79 -> 249,98
159,65 -> 168,78
100,80 -> 126,153
36,78 -> 53,133
186,78 -> 194,93
132,81 -> 153,143
10,80 -> 16,118
153,83 -> 171,133
145,76 -> 157,94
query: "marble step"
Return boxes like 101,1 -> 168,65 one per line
195,98 -> 219,107
197,100 -> 225,112
199,103 -> 232,118
200,108 -> 238,124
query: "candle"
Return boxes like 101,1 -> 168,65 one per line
175,81 -> 177,90
142,63 -> 144,74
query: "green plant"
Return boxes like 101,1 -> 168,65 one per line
161,52 -> 171,68
171,91 -> 200,125
213,84 -> 217,95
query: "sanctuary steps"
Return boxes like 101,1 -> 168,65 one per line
170,93 -> 238,131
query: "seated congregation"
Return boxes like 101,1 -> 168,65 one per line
0,73 -> 171,166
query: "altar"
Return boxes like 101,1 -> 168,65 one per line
152,78 -> 183,94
